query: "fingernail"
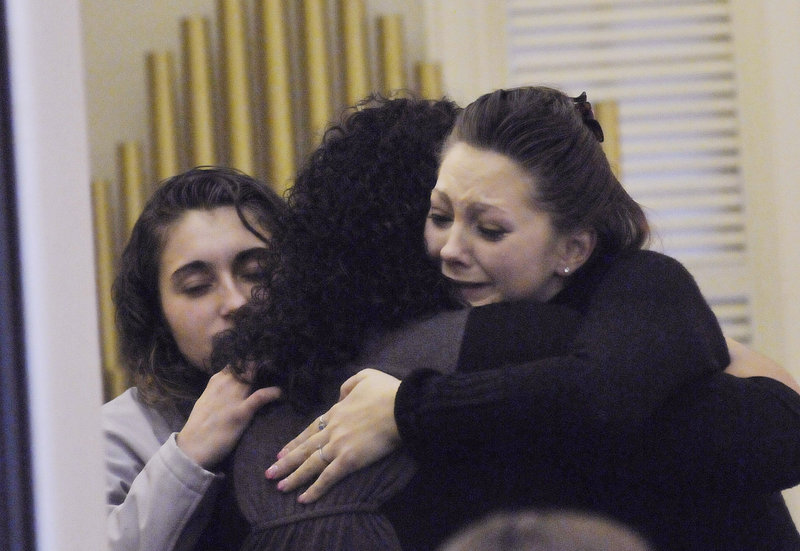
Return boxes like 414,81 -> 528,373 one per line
276,449 -> 286,459
276,480 -> 287,491
265,465 -> 277,479
297,492 -> 307,504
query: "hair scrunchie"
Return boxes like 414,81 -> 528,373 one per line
572,91 -> 605,143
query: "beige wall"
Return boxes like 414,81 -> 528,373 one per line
730,0 -> 800,519
731,0 -> 800,371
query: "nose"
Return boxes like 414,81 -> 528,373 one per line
438,223 -> 470,266
219,276 -> 249,317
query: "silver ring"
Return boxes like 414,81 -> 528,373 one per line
318,417 -> 327,431
317,444 -> 331,464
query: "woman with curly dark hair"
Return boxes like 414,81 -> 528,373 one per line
220,94 -> 465,409
102,166 -> 285,551
253,89 -> 800,550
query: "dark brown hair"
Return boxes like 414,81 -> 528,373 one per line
445,86 -> 649,268
112,166 -> 287,409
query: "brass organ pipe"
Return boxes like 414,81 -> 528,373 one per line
260,0 -> 295,193
594,100 -> 621,178
219,0 -> 254,173
147,51 -> 179,180
415,61 -> 442,99
378,14 -> 405,94
182,16 -> 216,166
119,141 -> 145,235
340,0 -> 370,105
91,179 -> 127,398
303,0 -> 332,138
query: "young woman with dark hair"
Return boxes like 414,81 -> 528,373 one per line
103,166 -> 286,551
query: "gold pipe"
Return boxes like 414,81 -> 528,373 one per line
594,100 -> 621,178
219,0 -> 254,173
303,0 -> 332,138
260,0 -> 295,193
378,14 -> 405,95
340,0 -> 370,105
91,179 -> 128,399
119,141 -> 145,235
182,16 -> 216,166
415,61 -> 442,99
147,51 -> 179,180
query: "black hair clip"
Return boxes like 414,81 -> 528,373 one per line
572,91 -> 604,143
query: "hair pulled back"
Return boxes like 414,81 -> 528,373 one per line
446,86 -> 648,266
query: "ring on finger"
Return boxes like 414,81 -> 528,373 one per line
318,417 -> 327,431
317,444 -> 331,464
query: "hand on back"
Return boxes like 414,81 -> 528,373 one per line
266,368 -> 402,503
177,367 -> 281,470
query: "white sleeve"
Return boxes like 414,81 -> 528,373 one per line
103,393 -> 223,551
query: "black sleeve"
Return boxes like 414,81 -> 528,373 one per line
629,374 -> 800,494
455,300 -> 581,372
396,251 -> 730,465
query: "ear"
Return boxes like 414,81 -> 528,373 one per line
557,229 -> 596,275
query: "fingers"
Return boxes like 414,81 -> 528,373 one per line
268,440 -> 350,503
267,429 -> 323,481
273,445 -> 327,493
297,457 -> 347,503
276,416 -> 323,459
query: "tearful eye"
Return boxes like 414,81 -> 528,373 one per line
478,226 -> 507,241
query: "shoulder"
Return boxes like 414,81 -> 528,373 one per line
102,387 -> 144,423
559,249 -> 703,312
608,249 -> 688,272
102,388 -> 184,444
598,250 -> 698,290
355,309 -> 470,377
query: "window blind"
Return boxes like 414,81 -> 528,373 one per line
506,0 -> 751,340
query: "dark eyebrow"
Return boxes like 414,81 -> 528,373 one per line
169,261 -> 211,284
430,189 -> 451,206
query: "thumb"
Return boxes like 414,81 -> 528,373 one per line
245,386 -> 282,411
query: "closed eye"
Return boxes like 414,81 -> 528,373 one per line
478,226 -> 507,241
234,248 -> 270,283
182,283 -> 212,297
428,212 -> 452,227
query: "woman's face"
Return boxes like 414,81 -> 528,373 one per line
158,206 -> 268,370
425,142 -> 572,306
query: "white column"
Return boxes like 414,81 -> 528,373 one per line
6,0 -> 107,549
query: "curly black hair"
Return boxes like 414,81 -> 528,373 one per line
214,95 -> 463,409
113,166 -> 288,409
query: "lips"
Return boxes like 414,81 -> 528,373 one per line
454,281 -> 486,289
444,278 -> 490,303
443,275 -> 486,288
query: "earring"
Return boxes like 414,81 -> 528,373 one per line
562,266 -> 570,275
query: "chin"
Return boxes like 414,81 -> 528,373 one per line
463,294 -> 500,307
